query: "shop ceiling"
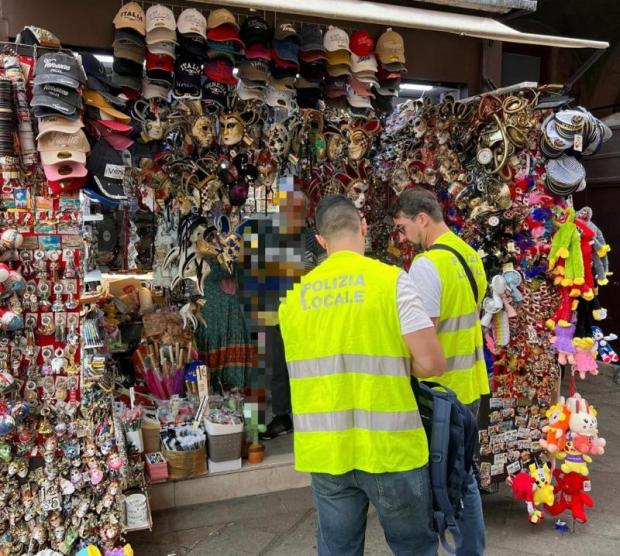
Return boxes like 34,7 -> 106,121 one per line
386,0 -> 538,15
197,0 -> 607,49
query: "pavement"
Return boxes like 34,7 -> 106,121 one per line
128,367 -> 620,555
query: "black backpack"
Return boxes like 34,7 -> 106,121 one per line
413,242 -> 480,554
411,377 -> 478,555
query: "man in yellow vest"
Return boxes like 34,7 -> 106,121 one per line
279,195 -> 445,556
393,188 -> 488,556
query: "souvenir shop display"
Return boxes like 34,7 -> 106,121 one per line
0,0 -> 614,549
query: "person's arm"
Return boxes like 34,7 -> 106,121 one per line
397,272 -> 445,378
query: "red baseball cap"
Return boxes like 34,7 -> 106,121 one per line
350,31 -> 374,57
272,51 -> 299,69
204,59 -> 237,85
48,175 -> 88,195
146,51 -> 174,73
246,43 -> 271,61
207,24 -> 244,49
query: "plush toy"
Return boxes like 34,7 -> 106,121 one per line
573,218 -> 595,300
576,206 -> 611,286
550,319 -> 577,365
546,287 -> 578,329
572,337 -> 599,379
548,208 -> 584,298
556,437 -> 592,476
592,325 -> 619,363
539,403 -> 570,453
546,469 -> 594,523
510,471 -> 543,524
529,463 -> 555,507
566,394 -> 606,456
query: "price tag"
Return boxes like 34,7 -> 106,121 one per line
574,134 -> 583,152
583,480 -> 592,492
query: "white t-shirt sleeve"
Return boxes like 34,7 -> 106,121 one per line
408,257 -> 441,318
396,271 -> 434,335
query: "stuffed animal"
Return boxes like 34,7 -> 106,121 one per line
572,337 -> 599,379
550,320 -> 576,365
566,394 -> 606,456
592,325 -> 619,363
510,471 -> 543,524
546,287 -> 578,330
548,208 -> 584,298
529,463 -> 555,507
539,403 -> 570,453
556,438 -> 592,476
546,469 -> 594,523
573,218 -> 595,300
576,206 -> 611,286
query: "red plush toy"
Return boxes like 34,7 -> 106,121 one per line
574,218 -> 595,301
546,469 -> 594,523
510,472 -> 543,524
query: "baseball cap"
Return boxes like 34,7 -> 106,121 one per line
178,34 -> 207,59
177,8 -> 207,39
47,175 -> 88,195
351,53 -> 377,74
324,26 -> 350,53
246,43 -> 271,61
31,89 -> 80,118
349,77 -> 375,98
301,61 -> 326,83
146,4 -> 177,44
83,89 -> 131,122
300,24 -> 324,52
350,31 -> 374,57
79,51 -> 120,94
376,28 -> 405,65
36,115 -> 84,140
147,40 -> 176,58
86,139 -> 128,201
327,64 -> 351,78
15,26 -> 61,48
238,60 -> 269,83
146,52 -> 174,76
112,72 -> 141,91
327,50 -> 351,67
33,52 -> 86,90
274,22 -> 300,42
207,24 -> 244,49
37,129 -> 90,165
114,42 -> 145,65
269,75 -> 296,91
240,16 -> 271,47
113,2 -> 146,36
296,76 -> 322,90
208,9 -> 238,30
202,79 -> 228,109
94,116 -> 133,134
174,55 -> 202,98
33,83 -> 83,109
270,65 -> 298,81
204,58 -> 237,85
301,50 -> 328,63
273,40 -> 300,64
346,85 -> 372,108
43,160 -> 88,182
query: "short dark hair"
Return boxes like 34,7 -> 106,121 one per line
315,195 -> 361,239
392,188 -> 444,222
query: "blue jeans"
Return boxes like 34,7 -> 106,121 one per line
456,400 -> 485,556
311,466 -> 438,556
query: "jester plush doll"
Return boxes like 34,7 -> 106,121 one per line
546,469 -> 594,523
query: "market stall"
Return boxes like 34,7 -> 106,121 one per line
0,1 -> 615,553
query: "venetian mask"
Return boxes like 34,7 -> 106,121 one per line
219,113 -> 245,146
266,123 -> 291,159
349,179 -> 369,209
192,115 -> 214,148
348,129 -> 370,161
326,134 -> 345,162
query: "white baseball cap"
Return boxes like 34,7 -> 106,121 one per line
351,53 -> 377,74
147,40 -> 177,58
324,26 -> 351,53
146,5 -> 177,44
237,80 -> 266,102
142,78 -> 171,100
346,85 -> 372,108
177,8 -> 207,39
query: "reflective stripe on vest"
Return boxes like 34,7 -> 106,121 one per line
287,354 -> 409,379
279,251 -> 429,475
418,231 -> 490,405
294,409 -> 423,432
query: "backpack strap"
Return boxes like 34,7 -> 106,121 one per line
428,243 -> 478,304
414,378 -> 463,555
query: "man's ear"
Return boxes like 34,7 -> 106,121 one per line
360,218 -> 369,237
316,234 -> 327,251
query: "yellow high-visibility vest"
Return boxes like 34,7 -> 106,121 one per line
417,231 -> 490,405
279,250 -> 428,475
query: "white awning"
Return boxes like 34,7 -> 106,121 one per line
204,0 -> 608,49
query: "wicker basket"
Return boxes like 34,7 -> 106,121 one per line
162,447 -> 207,480
142,419 -> 161,453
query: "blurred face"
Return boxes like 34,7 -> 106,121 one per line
278,191 -> 306,234
393,212 -> 430,252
